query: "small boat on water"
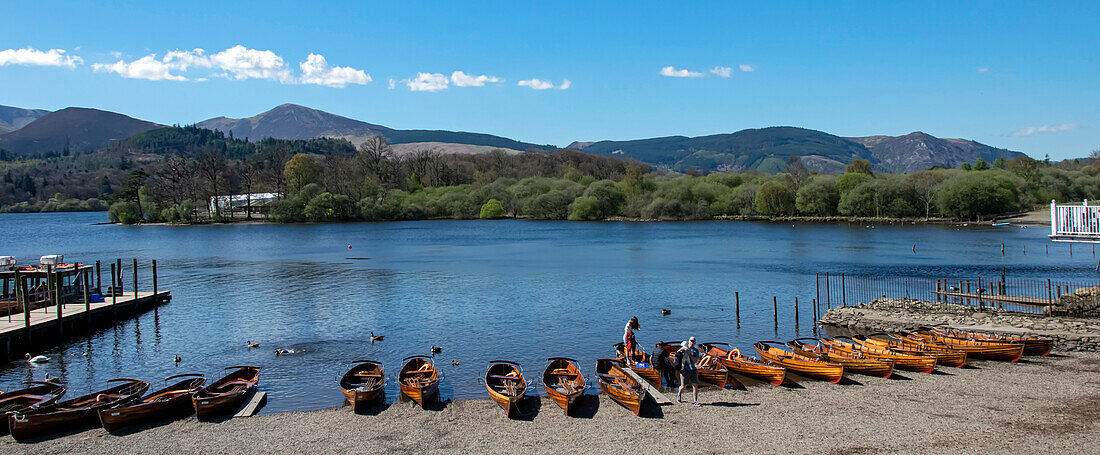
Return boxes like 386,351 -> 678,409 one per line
543,357 -> 585,416
657,341 -> 735,388
398,355 -> 440,407
613,342 -> 661,387
339,360 -> 386,413
822,337 -> 938,374
912,329 -> 1024,362
484,360 -> 528,418
9,378 -> 148,441
0,381 -> 66,435
595,358 -> 646,416
98,373 -> 205,433
865,334 -> 968,368
931,328 -> 1052,356
788,339 -> 894,378
700,342 -> 787,386
193,366 -> 260,421
754,341 -> 844,383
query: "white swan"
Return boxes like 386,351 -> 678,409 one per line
25,353 -> 49,363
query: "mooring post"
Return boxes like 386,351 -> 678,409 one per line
82,270 -> 91,329
1047,279 -> 1053,316
825,272 -> 831,309
95,260 -> 101,293
812,298 -> 818,322
815,273 -> 820,309
1070,244 -> 1073,256
772,296 -> 778,328
841,273 -> 846,306
1001,243 -> 1005,255
152,259 -> 158,297
1001,267 -> 1006,294
132,258 -> 138,303
110,263 -> 118,319
794,297 -> 799,329
977,277 -> 984,310
734,291 -> 740,327
965,280 -> 971,305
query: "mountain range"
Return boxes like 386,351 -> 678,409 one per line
0,103 -> 1026,173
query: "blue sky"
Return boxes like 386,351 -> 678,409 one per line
1,1 -> 1096,159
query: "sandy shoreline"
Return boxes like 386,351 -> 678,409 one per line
3,351 -> 1098,454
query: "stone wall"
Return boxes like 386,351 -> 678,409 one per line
819,297 -> 1100,352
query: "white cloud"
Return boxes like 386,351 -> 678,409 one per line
0,47 -> 82,68
739,64 -> 754,72
710,66 -> 732,78
517,78 -> 555,90
450,70 -> 500,87
209,45 -> 292,83
1012,124 -> 1079,137
978,67 -> 990,73
659,66 -> 702,78
93,55 -> 189,81
558,79 -> 571,90
299,53 -> 370,87
163,48 -> 211,71
405,72 -> 449,91
388,78 -> 396,89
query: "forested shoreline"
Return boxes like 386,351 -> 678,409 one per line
1,126 -> 1098,224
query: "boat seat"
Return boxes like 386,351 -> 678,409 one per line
550,369 -> 572,375
354,372 -> 383,377
488,375 -> 522,381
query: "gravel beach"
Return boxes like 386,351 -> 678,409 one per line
4,352 -> 1098,454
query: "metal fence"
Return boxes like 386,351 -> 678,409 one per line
815,272 -> 1100,316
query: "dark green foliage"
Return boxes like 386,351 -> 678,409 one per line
755,180 -> 795,216
480,199 -> 506,219
796,176 -> 839,216
569,196 -> 602,220
935,171 -> 1020,219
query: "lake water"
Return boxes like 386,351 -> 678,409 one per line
0,212 -> 1094,413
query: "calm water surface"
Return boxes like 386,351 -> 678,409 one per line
0,212 -> 1093,413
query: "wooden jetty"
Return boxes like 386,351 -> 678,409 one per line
0,257 -> 170,361
621,366 -> 671,405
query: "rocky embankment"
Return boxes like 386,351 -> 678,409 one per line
820,298 -> 1100,352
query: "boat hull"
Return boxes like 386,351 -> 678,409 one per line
9,408 -> 97,441
921,333 -> 1024,362
755,344 -> 843,383
400,383 -> 437,407
99,395 -> 194,433
596,360 -> 645,416
193,389 -> 251,421
543,358 -> 584,416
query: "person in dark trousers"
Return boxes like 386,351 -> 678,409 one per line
654,341 -> 678,390
623,316 -> 640,366
676,337 -> 701,406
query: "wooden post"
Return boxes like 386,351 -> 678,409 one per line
95,260 -> 101,293
19,272 -> 30,345
1001,243 -> 1005,255
794,297 -> 799,329
132,258 -> 138,302
977,277 -> 984,310
1001,267 -> 1006,295
841,273 -> 846,306
1047,279 -> 1053,316
152,259 -> 158,297
116,258 -> 122,291
965,280 -> 971,305
825,272 -> 831,309
734,292 -> 740,327
110,263 -> 118,319
772,296 -> 778,328
82,270 -> 91,329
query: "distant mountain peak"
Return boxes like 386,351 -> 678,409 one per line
0,105 -> 51,134
0,106 -> 159,155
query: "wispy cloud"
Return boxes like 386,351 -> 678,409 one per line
94,55 -> 189,81
0,47 -> 83,68
405,72 -> 449,91
518,78 -> 570,90
739,64 -> 754,72
299,53 -> 370,87
659,66 -> 702,78
978,67 -> 990,73
1012,124 -> 1079,137
388,78 -> 396,89
209,45 -> 293,83
451,71 -> 500,87
710,66 -> 732,78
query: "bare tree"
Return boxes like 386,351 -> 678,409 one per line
151,154 -> 198,204
237,158 -> 261,219
196,148 -> 227,217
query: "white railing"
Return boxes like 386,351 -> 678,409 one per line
1051,200 -> 1100,239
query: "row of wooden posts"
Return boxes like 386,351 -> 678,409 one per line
731,291 -> 822,334
6,259 -> 159,329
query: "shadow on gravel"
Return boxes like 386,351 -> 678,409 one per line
420,395 -> 451,412
639,400 -> 664,419
355,398 -> 392,416
104,417 -> 189,437
886,373 -> 912,381
1045,353 -> 1070,358
929,369 -> 955,376
705,401 -> 760,408
569,394 -> 599,419
836,377 -> 864,386
959,364 -> 981,370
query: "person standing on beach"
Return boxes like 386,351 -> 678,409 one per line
676,337 -> 701,406
624,316 -> 640,366
655,341 -> 678,389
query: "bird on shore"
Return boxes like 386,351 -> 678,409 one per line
661,309 -> 671,315
451,360 -> 460,366
370,332 -> 384,343
247,340 -> 260,349
25,353 -> 49,364
174,355 -> 182,365
431,346 -> 442,354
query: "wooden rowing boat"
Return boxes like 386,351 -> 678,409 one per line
700,343 -> 787,386
9,378 -> 148,441
823,337 -> 938,374
932,328 -> 1052,356
613,342 -> 661,387
657,341 -> 734,388
913,329 -> 1024,362
788,339 -> 894,378
98,373 -> 205,433
543,357 -> 585,416
867,334 -> 968,368
0,381 -> 66,436
399,355 -> 439,408
484,360 -> 527,418
595,358 -> 646,416
754,341 -> 844,383
193,366 -> 260,421
340,360 -> 386,413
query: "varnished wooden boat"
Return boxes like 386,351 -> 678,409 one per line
754,341 -> 844,383
340,360 -> 386,413
9,378 -> 148,441
98,373 -> 205,433
193,366 -> 260,421
823,337 -> 938,374
700,343 -> 787,386
913,329 -> 1024,362
484,360 -> 527,418
0,381 -> 66,436
657,341 -> 734,388
613,342 -> 661,387
788,339 -> 894,378
932,328 -> 1052,356
595,358 -> 646,416
398,355 -> 439,407
866,334 -> 968,368
543,357 -> 585,416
